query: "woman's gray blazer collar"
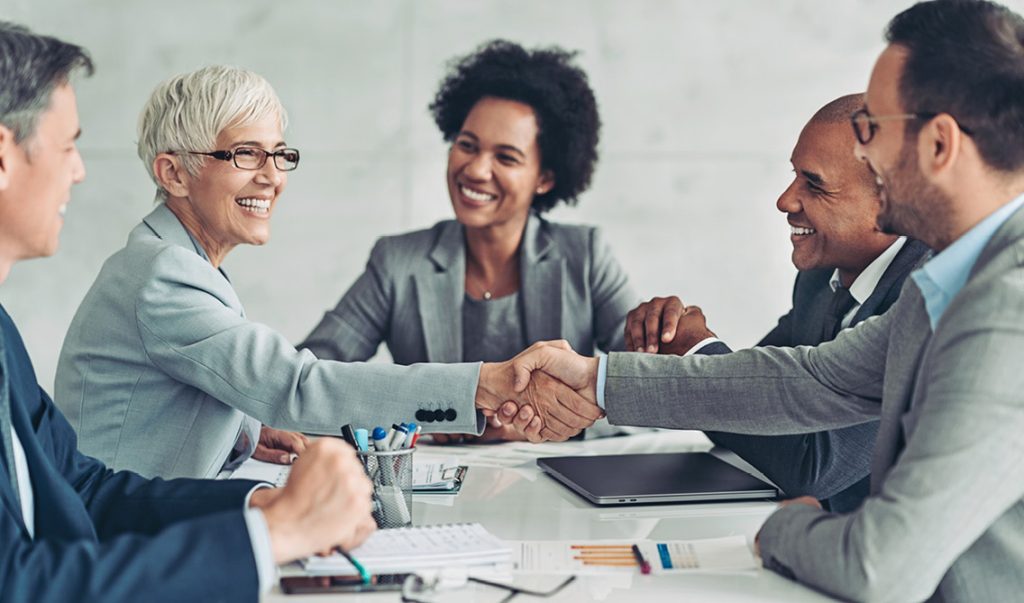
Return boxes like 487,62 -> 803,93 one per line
140,203 -> 213,261
415,213 -> 566,362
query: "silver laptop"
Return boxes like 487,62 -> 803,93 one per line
537,452 -> 779,505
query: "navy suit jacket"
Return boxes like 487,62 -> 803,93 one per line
0,304 -> 262,603
703,239 -> 930,512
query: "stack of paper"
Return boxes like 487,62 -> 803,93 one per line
303,523 -> 511,575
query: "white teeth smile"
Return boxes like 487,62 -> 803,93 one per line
791,226 -> 816,236
59,204 -> 67,216
460,185 -> 497,202
236,198 -> 271,215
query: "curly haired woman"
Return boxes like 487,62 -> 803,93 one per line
301,40 -> 637,441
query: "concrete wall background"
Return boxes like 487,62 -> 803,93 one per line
5,0 -> 1016,390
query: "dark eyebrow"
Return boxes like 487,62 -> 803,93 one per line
494,144 -> 526,158
73,128 -> 82,141
800,169 -> 826,187
455,131 -> 526,158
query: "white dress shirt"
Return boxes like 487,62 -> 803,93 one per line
828,236 -> 907,331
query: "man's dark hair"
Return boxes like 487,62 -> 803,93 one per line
0,21 -> 93,144
429,39 -> 600,213
886,0 -> 1024,171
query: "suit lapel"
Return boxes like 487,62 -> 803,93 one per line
142,203 -> 245,315
520,215 -> 565,344
851,239 -> 930,325
414,222 -> 465,363
0,331 -> 28,536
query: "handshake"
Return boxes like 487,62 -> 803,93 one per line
475,340 -> 604,442
472,295 -> 714,443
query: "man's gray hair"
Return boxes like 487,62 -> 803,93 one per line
137,65 -> 288,200
0,21 -> 93,144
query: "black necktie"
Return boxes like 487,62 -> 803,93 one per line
822,286 -> 858,341
0,333 -> 22,507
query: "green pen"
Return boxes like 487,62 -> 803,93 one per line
337,547 -> 370,584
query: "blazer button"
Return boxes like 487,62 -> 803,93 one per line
445,408 -> 457,422
433,409 -> 446,423
415,409 -> 429,422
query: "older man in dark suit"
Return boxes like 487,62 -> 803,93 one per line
623,94 -> 930,512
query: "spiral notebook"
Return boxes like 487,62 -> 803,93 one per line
302,523 -> 512,575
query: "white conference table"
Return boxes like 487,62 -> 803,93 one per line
265,430 -> 836,602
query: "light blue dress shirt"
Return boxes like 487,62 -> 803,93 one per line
912,193 -> 1024,329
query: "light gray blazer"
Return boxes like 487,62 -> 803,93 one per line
604,206 -> 1024,602
299,214 -> 636,363
55,204 -> 482,479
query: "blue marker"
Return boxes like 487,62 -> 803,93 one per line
371,427 -> 388,451
354,428 -> 369,452
402,423 -> 417,448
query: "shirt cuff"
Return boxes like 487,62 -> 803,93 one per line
243,484 -> 277,594
596,355 -> 608,410
685,337 -> 723,356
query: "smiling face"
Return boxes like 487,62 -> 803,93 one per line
0,83 -> 86,269
446,96 -> 553,231
168,113 -> 288,260
776,117 -> 897,284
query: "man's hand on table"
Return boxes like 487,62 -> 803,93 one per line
250,438 -> 376,564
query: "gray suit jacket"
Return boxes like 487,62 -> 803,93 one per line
704,239 -> 930,512
55,204 -> 482,479
604,207 -> 1024,601
299,214 -> 636,363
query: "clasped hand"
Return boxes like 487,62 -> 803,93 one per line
475,341 -> 603,443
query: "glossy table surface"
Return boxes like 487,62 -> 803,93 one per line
265,431 -> 836,602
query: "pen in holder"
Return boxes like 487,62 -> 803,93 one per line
358,447 -> 414,528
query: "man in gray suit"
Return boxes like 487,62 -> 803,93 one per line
509,1 -> 1024,600
624,94 -> 930,513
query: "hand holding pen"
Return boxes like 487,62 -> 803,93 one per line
250,438 -> 376,565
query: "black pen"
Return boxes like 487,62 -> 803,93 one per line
340,424 -> 358,449
632,544 -> 651,575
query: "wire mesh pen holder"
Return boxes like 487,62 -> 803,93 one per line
358,447 -> 414,528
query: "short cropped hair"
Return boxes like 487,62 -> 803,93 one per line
429,40 -> 601,213
137,65 -> 287,200
811,93 -> 865,126
886,0 -> 1024,172
0,21 -> 93,144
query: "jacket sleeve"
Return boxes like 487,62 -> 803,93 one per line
588,227 -> 638,353
758,277 -> 1024,602
1,389 -> 260,602
134,246 -> 482,435
1,506 -> 259,603
605,297 -> 893,433
299,238 -> 392,362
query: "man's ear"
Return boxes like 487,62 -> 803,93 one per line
920,113 -> 961,179
0,124 -> 17,192
153,153 -> 191,198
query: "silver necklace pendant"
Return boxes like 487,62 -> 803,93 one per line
483,291 -> 493,301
